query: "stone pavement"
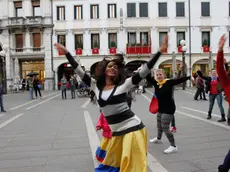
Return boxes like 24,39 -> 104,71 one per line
0,89 -> 228,172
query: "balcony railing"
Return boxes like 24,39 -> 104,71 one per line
25,16 -> 43,25
126,44 -> 152,54
10,47 -> 45,55
8,17 -> 25,26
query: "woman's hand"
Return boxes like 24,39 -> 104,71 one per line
54,43 -> 68,54
96,126 -> 101,131
160,35 -> 168,53
218,34 -> 226,52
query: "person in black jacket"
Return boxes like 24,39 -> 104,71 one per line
148,69 -> 190,154
0,82 -> 6,112
197,70 -> 226,122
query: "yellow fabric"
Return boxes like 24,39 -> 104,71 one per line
102,128 -> 148,172
157,79 -> 169,86
100,137 -> 111,150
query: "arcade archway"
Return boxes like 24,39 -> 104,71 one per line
192,59 -> 216,76
90,62 -> 100,76
159,59 -> 183,78
125,60 -> 147,73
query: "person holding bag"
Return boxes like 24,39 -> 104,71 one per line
148,69 -> 190,154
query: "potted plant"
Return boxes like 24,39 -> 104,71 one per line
203,39 -> 209,52
76,41 -> 83,55
92,41 -> 99,54
110,41 -> 117,54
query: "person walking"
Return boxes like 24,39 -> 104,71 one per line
0,82 -> 6,112
194,75 -> 207,100
61,75 -> 67,99
197,69 -> 226,122
33,76 -> 42,99
28,76 -> 34,100
54,35 -> 168,171
148,69 -> 190,154
70,75 -> 76,99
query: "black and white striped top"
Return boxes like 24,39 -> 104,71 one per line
65,52 -> 161,136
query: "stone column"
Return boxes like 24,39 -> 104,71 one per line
43,28 -> 54,90
3,30 -> 13,92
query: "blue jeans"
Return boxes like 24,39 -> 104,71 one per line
0,95 -> 4,111
209,93 -> 225,115
29,88 -> 33,99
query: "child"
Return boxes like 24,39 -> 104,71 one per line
95,110 -> 112,162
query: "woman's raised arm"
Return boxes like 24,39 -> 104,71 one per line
55,43 -> 96,90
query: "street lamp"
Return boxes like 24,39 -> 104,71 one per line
0,47 -> 7,94
180,40 -> 187,90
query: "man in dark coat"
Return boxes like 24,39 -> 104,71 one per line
0,82 -> 6,112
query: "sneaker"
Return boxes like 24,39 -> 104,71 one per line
1,110 -> 6,113
170,126 -> 177,133
149,137 -> 162,144
164,146 -> 178,154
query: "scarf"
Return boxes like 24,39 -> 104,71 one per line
157,79 -> 169,86
211,76 -> 217,81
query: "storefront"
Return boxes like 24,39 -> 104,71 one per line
192,59 -> 216,76
159,63 -> 181,78
20,60 -> 45,86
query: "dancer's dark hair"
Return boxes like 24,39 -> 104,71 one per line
95,54 -> 126,90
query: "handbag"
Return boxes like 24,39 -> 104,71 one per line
149,93 -> 158,114
38,84 -> 42,89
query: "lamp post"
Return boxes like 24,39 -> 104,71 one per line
180,40 -> 187,90
0,50 -> 6,94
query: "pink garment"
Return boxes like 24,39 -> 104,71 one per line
96,112 -> 112,138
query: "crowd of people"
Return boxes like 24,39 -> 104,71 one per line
54,34 -> 230,172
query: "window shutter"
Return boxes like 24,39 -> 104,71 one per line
114,4 -> 117,18
14,1 -> 22,8
91,34 -> 93,49
33,33 -> 41,48
32,1 -> 40,7
97,5 -> 99,18
132,4 -> 136,17
108,4 -> 110,18
90,5 -> 93,19
127,4 -> 131,17
63,7 -> 65,20
74,6 -> 76,19
81,5 -> 83,19
57,7 -> 59,20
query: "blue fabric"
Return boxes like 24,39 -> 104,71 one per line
95,164 -> 120,172
223,149 -> 230,170
95,147 -> 106,160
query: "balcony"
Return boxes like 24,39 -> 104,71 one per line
8,17 -> 25,27
25,16 -> 43,26
126,44 -> 152,55
10,47 -> 45,56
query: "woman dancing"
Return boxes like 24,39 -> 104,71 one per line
149,69 -> 190,154
216,34 -> 230,172
54,36 -> 168,171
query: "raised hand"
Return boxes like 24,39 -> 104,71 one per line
54,43 -> 68,54
218,34 -> 226,51
160,35 -> 168,53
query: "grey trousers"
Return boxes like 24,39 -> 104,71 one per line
157,113 -> 176,147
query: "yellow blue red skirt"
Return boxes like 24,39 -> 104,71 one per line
95,128 -> 148,172
95,137 -> 111,162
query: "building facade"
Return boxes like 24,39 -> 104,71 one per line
0,0 -> 54,91
53,0 -> 230,87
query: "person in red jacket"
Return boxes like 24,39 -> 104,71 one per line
95,110 -> 112,162
216,34 -> 230,172
216,34 -> 230,126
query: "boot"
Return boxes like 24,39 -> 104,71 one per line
218,165 -> 228,172
207,112 -> 212,119
218,114 -> 226,122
